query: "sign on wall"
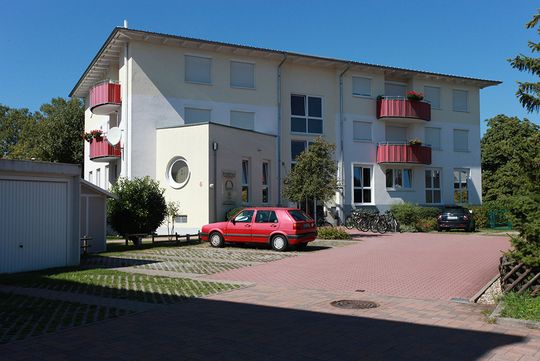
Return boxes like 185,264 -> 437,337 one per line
222,170 -> 236,205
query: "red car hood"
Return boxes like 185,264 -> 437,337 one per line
202,221 -> 229,232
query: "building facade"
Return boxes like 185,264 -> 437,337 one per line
71,27 -> 500,233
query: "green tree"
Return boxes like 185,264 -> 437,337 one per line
0,105 -> 36,158
283,137 -> 338,220
509,10 -> 540,112
108,177 -> 167,243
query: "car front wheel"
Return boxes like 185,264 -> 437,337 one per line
271,235 -> 288,252
209,232 -> 224,248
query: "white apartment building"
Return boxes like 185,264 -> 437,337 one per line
71,26 -> 500,233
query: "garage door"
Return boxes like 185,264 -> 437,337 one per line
0,179 -> 69,273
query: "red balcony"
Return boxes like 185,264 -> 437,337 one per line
89,137 -> 121,162
376,97 -> 431,121
89,81 -> 121,115
376,144 -> 432,165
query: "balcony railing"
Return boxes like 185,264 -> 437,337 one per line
376,96 -> 431,121
89,137 -> 121,162
376,142 -> 432,165
89,81 -> 121,115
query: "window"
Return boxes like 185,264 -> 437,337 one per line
453,129 -> 469,152
425,127 -> 441,150
353,121 -> 372,141
88,171 -> 93,184
291,94 -> 323,134
352,77 -> 371,97
104,165 -> 109,190
291,140 -> 313,167
425,169 -> 441,204
454,169 -> 469,204
424,86 -> 441,109
385,168 -> 413,190
262,161 -> 270,204
96,168 -> 101,188
241,159 -> 250,203
167,157 -> 191,189
184,108 -> 211,124
453,89 -> 468,112
230,61 -> 254,88
255,210 -> 278,223
233,210 -> 254,223
185,55 -> 211,84
230,111 -> 255,130
385,126 -> 407,143
385,82 -> 407,97
288,209 -> 311,221
353,165 -> 372,204
175,215 -> 188,223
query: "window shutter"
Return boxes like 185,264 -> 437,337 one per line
425,127 -> 441,149
185,55 -> 211,84
453,129 -> 469,151
230,61 -> 254,88
352,77 -> 371,96
184,108 -> 211,124
230,111 -> 255,130
424,86 -> 441,108
385,126 -> 407,142
384,83 -> 406,97
353,121 -> 372,141
453,90 -> 468,112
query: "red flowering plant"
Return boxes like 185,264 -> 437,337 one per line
406,91 -> 424,101
82,129 -> 103,142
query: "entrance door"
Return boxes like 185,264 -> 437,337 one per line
225,209 -> 254,242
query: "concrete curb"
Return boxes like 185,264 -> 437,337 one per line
490,300 -> 540,330
470,274 -> 500,303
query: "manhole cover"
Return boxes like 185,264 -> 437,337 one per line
330,300 -> 379,309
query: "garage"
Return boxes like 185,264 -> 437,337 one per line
0,159 -> 81,274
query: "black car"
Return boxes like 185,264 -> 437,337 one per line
437,206 -> 475,232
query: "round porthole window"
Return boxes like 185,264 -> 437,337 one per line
167,157 -> 190,189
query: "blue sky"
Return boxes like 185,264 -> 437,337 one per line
0,0 -> 538,133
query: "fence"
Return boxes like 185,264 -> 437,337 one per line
151,233 -> 201,245
499,256 -> 540,297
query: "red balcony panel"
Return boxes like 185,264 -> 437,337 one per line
376,144 -> 432,165
89,137 -> 121,162
89,82 -> 121,115
376,99 -> 431,121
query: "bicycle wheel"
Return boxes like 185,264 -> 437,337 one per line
359,218 -> 370,232
376,218 -> 388,234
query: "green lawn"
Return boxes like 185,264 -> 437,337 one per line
0,268 -> 241,304
501,293 -> 540,322
0,292 -> 131,344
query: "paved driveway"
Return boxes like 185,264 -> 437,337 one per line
205,232 -> 510,300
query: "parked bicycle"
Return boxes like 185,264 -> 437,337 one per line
344,208 -> 399,234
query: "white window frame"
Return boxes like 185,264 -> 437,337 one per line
184,54 -> 212,85
452,89 -> 469,112
351,164 -> 373,205
424,86 -> 441,109
262,161 -> 270,204
453,129 -> 469,152
425,127 -> 442,150
96,168 -> 101,188
352,76 -> 372,97
425,168 -> 442,204
453,168 -> 470,204
353,121 -> 372,142
385,168 -> 413,191
184,107 -> 211,124
230,60 -> 255,89
291,140 -> 314,167
241,158 -> 250,204
290,94 -> 324,135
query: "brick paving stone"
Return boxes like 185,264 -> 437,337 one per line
204,232 -> 510,300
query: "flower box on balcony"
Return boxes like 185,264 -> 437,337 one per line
376,97 -> 431,121
376,143 -> 432,165
89,137 -> 121,162
89,81 -> 121,115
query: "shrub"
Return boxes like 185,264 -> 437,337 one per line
414,218 -> 438,232
108,177 -> 167,240
468,205 -> 489,229
316,226 -> 351,240
391,203 -> 440,227
225,207 -> 244,220
506,235 -> 540,267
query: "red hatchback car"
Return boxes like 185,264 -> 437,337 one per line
200,207 -> 317,251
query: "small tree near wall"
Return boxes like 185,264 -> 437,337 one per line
283,137 -> 338,222
108,177 -> 167,244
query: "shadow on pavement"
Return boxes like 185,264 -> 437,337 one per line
1,295 -> 526,360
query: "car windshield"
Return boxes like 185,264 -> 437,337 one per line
443,207 -> 467,214
288,210 -> 311,221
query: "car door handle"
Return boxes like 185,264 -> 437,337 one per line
245,224 -> 251,227
270,224 -> 278,227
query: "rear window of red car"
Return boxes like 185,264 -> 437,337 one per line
288,210 -> 311,221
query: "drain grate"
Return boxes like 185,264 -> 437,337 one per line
330,300 -> 379,309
